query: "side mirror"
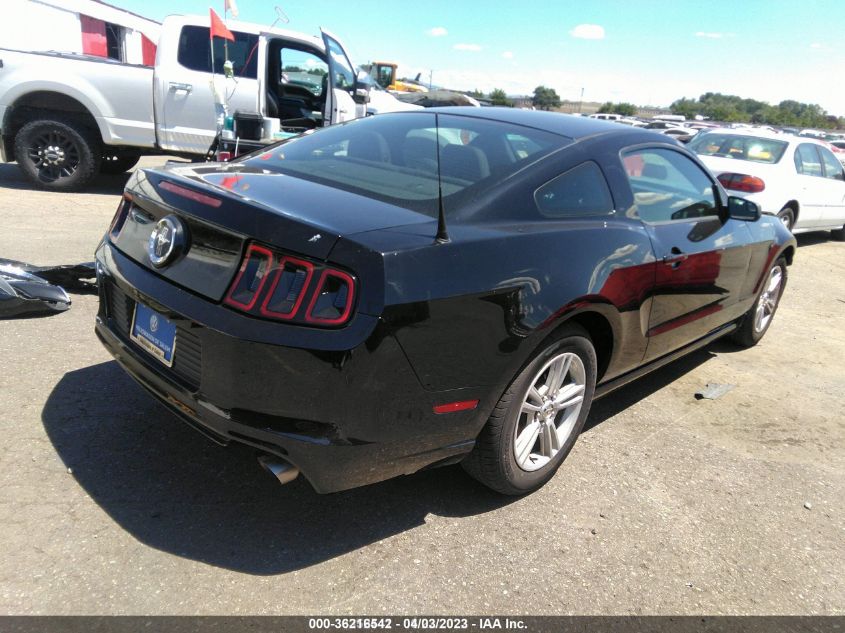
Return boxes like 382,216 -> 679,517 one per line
353,87 -> 370,104
727,196 -> 761,222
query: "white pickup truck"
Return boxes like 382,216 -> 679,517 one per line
0,14 -> 417,190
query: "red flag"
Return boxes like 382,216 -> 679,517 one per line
209,8 -> 234,41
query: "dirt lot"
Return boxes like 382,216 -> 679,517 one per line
0,158 -> 843,615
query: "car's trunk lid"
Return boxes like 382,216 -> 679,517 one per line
111,165 -> 431,302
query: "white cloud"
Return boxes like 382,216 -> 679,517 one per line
810,42 -> 823,49
427,26 -> 448,37
694,31 -> 734,39
453,43 -> 482,52
502,51 -> 514,59
569,24 -> 605,40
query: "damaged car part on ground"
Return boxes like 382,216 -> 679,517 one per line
94,109 -> 796,495
0,259 -> 72,318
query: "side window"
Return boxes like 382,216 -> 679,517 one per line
794,144 -> 823,177
818,147 -> 845,181
324,37 -> 355,91
535,162 -> 614,218
622,147 -> 718,223
177,26 -> 258,78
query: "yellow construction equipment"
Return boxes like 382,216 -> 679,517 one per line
364,62 -> 427,93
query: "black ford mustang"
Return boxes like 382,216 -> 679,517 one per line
95,108 -> 796,495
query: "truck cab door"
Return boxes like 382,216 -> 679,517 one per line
320,29 -> 357,125
154,18 -> 259,154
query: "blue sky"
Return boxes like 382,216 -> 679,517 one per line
111,0 -> 845,115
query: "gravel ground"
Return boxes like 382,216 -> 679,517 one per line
0,158 -> 843,615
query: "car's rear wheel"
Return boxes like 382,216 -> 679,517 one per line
14,118 -> 101,191
462,325 -> 597,495
777,207 -> 795,232
733,257 -> 787,347
831,225 -> 845,241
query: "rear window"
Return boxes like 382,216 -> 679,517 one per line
241,113 -> 568,216
177,25 -> 258,78
688,133 -> 788,164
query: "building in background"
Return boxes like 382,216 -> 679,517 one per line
2,0 -> 161,65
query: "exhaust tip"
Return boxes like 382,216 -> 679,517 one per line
257,454 -> 300,485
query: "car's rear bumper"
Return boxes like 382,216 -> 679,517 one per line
94,242 -> 486,493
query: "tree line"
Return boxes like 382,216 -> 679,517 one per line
467,86 -> 843,129
670,93 -> 843,129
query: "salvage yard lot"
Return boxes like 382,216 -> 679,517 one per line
0,158 -> 843,614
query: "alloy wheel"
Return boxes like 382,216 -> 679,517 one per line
27,130 -> 81,183
513,352 -> 586,472
754,265 -> 783,333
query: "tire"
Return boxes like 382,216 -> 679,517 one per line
462,325 -> 597,495
14,118 -> 101,191
732,257 -> 787,348
831,225 -> 845,241
100,154 -> 140,175
777,207 -> 795,232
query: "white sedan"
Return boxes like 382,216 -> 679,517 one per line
689,128 -> 845,237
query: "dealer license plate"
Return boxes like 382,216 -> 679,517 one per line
130,302 -> 177,367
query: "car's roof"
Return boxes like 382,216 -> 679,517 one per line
700,128 -> 842,149
419,106 -> 641,140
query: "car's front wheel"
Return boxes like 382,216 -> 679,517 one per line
733,257 -> 787,347
462,325 -> 597,495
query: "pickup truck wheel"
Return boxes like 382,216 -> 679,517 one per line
732,257 -> 787,347
462,325 -> 597,495
14,118 -> 101,191
101,154 -> 140,175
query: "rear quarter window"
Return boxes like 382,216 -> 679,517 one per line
535,162 -> 614,218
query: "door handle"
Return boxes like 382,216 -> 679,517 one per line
663,247 -> 688,267
169,82 -> 193,93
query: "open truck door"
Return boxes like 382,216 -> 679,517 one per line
320,29 -> 358,125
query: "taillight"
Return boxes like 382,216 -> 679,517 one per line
305,269 -> 355,325
718,173 -> 765,193
260,256 -> 314,319
109,193 -> 132,239
224,243 -> 357,327
225,244 -> 274,311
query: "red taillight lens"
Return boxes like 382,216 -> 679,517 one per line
224,243 -> 357,327
224,244 -> 274,311
718,173 -> 765,193
109,193 -> 132,239
260,257 -> 314,319
305,270 -> 355,326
